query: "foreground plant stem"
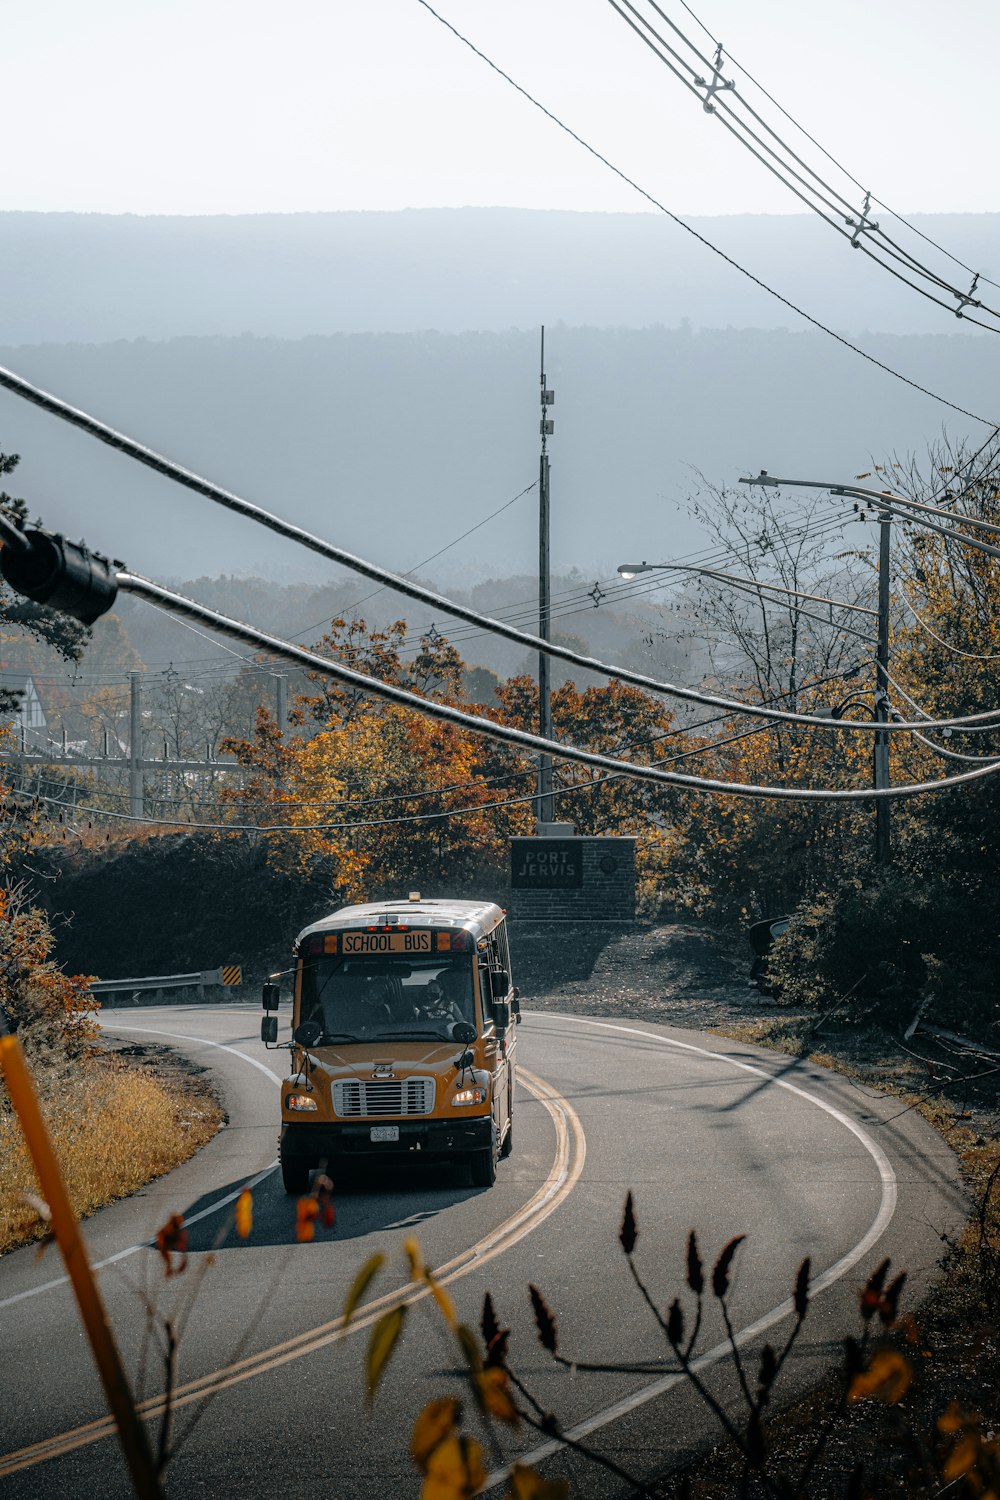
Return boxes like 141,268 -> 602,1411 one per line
0,1023 -> 164,1499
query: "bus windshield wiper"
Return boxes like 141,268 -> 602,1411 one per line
320,1032 -> 363,1043
370,1031 -> 451,1042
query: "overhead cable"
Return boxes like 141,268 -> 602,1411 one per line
606,0 -> 1000,330
659,0 -> 1000,301
882,667 -> 1000,736
412,1 -> 996,428
114,569 -> 1000,801
2,371 -> 979,732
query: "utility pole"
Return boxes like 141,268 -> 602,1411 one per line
874,512 -> 891,865
537,327 -> 556,828
275,673 -> 287,736
129,671 -> 143,820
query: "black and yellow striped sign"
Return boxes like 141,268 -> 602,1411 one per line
221,965 -> 242,986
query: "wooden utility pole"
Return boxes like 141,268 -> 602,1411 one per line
537,328 -> 555,827
874,511 -> 892,864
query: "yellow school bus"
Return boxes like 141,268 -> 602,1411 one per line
261,894 -> 520,1192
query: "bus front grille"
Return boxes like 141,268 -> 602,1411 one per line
332,1078 -> 436,1118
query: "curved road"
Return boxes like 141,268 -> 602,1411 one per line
0,1005 -> 966,1498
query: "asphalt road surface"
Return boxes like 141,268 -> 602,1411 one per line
0,1004 -> 967,1498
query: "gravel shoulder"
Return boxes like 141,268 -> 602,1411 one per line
513,918 -> 765,1030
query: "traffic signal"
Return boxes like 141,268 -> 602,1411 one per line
0,529 -> 118,625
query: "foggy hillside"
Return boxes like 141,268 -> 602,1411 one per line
0,326 -> 996,583
2,208 -> 999,343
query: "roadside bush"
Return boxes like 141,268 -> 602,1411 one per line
768,877 -> 932,1023
0,886 -> 95,1056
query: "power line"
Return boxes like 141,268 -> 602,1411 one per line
111,569 -> 1000,802
606,0 -> 1000,329
882,667 -> 1000,736
15,659 -> 961,834
412,0 -> 997,428
287,479 -> 537,640
0,367 -> 918,732
662,0 -> 1000,302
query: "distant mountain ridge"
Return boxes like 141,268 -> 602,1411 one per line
1,325 -> 997,581
2,208 -> 999,343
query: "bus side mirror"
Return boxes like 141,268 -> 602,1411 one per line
261,1015 -> 278,1045
293,1021 -> 323,1049
262,983 -> 280,1011
490,969 -> 509,998
492,1001 -> 510,1033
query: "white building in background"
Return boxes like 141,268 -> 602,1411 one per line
0,668 -> 48,747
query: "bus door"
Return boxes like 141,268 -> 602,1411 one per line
478,928 -> 514,1143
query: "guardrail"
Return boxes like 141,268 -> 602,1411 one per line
89,966 -> 242,1007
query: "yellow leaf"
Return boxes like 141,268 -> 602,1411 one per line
847,1347 -> 911,1404
426,1269 -> 457,1330
422,1435 -> 486,1500
366,1303 -> 407,1404
404,1236 -> 425,1280
477,1368 -> 519,1426
943,1433 -> 981,1482
343,1252 -> 386,1326
411,1397 -> 461,1472
504,1463 -> 571,1500
938,1400 -> 980,1434
234,1188 -> 253,1240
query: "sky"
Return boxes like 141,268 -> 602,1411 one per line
4,0 -> 999,219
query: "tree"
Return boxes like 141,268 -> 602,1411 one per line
0,449 -> 90,708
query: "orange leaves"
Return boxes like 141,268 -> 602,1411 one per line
154,1213 -> 188,1277
504,1465 -> 570,1500
477,1367 -> 519,1426
295,1172 -> 335,1243
411,1397 -> 462,1471
936,1403 -> 1000,1490
295,1196 -> 318,1243
0,892 -> 98,1048
234,1188 -> 253,1240
421,1435 -> 486,1500
847,1347 -> 912,1405
411,1397 -> 521,1500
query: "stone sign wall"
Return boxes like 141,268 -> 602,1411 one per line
509,835 -> 636,922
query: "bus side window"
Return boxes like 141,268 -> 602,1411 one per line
496,921 -> 512,986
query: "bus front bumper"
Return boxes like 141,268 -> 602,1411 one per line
281,1115 -> 494,1166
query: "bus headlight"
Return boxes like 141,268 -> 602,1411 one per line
285,1093 -> 318,1112
452,1086 -> 488,1107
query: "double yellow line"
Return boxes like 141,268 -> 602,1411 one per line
0,1067 -> 585,1480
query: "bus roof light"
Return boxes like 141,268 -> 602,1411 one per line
409,891 -> 421,902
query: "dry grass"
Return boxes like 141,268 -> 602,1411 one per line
0,1051 -> 223,1255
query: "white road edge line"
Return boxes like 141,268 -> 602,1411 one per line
483,1015 -> 898,1490
0,1020 -> 284,1312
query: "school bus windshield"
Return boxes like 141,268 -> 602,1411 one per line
300,954 -> 477,1043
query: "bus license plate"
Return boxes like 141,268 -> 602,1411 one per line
370,1125 -> 399,1143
